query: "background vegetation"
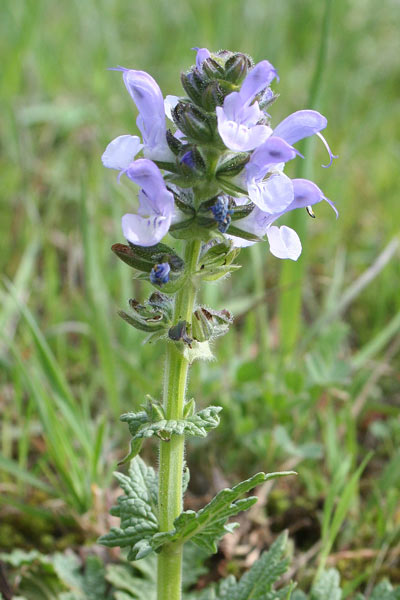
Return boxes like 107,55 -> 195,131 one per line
1,0 -> 399,597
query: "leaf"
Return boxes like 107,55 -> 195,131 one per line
106,563 -> 155,599
199,264 -> 242,282
369,581 -> 400,600
151,472 -> 295,554
232,533 -> 289,599
127,241 -> 185,272
98,457 -> 159,560
0,549 -> 109,600
291,592 -> 307,600
311,569 -> 342,600
82,556 -> 107,600
188,533 -> 290,599
120,405 -> 223,444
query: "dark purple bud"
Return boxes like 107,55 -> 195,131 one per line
211,197 -> 234,233
150,262 -> 171,286
181,150 -> 196,169
178,146 -> 206,177
168,320 -> 193,345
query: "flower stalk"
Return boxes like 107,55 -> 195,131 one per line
157,239 -> 201,600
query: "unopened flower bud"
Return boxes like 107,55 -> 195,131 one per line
166,129 -> 183,155
173,102 -> 214,143
216,152 -> 250,177
224,53 -> 251,84
201,81 -> 224,112
180,71 -> 204,106
202,57 -> 225,80
150,263 -> 171,286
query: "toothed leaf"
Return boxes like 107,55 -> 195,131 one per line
151,472 -> 295,554
187,533 -> 291,599
120,405 -> 222,443
310,569 -> 342,600
98,457 -> 158,560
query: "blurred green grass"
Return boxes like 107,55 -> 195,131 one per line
1,0 -> 400,591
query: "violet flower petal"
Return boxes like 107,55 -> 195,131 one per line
216,106 -> 271,151
291,178 -> 338,217
274,110 -> 327,145
101,135 -> 142,171
239,60 -> 278,105
266,225 -> 302,260
223,93 -> 262,126
123,70 -> 165,124
249,136 -> 298,176
125,159 -> 174,216
164,95 -> 179,120
122,69 -> 173,160
121,212 -> 172,247
226,205 -> 271,248
248,171 -> 294,214
192,47 -> 211,69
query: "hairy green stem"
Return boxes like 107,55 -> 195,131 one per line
157,239 -> 201,600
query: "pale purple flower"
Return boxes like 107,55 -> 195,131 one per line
273,110 -> 337,167
121,159 -> 175,247
242,111 -> 337,213
102,135 -> 143,171
244,136 -> 298,214
103,67 -> 174,167
216,60 -> 278,151
229,178 -> 336,260
266,226 -> 302,260
164,95 -> 180,121
227,202 -> 302,260
247,168 -> 294,215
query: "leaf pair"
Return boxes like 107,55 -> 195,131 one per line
99,457 -> 295,561
118,402 -> 222,464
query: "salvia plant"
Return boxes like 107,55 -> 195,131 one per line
99,48 -> 338,600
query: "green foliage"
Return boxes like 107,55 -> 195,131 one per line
151,472 -> 294,553
119,403 -> 222,460
0,549 -> 109,600
106,545 -> 208,600
99,457 -> 295,559
310,569 -> 342,600
188,533 -> 290,599
1,545 -> 207,600
367,581 -> 400,600
3,542 -> 400,599
317,454 -> 371,577
98,457 -> 159,560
